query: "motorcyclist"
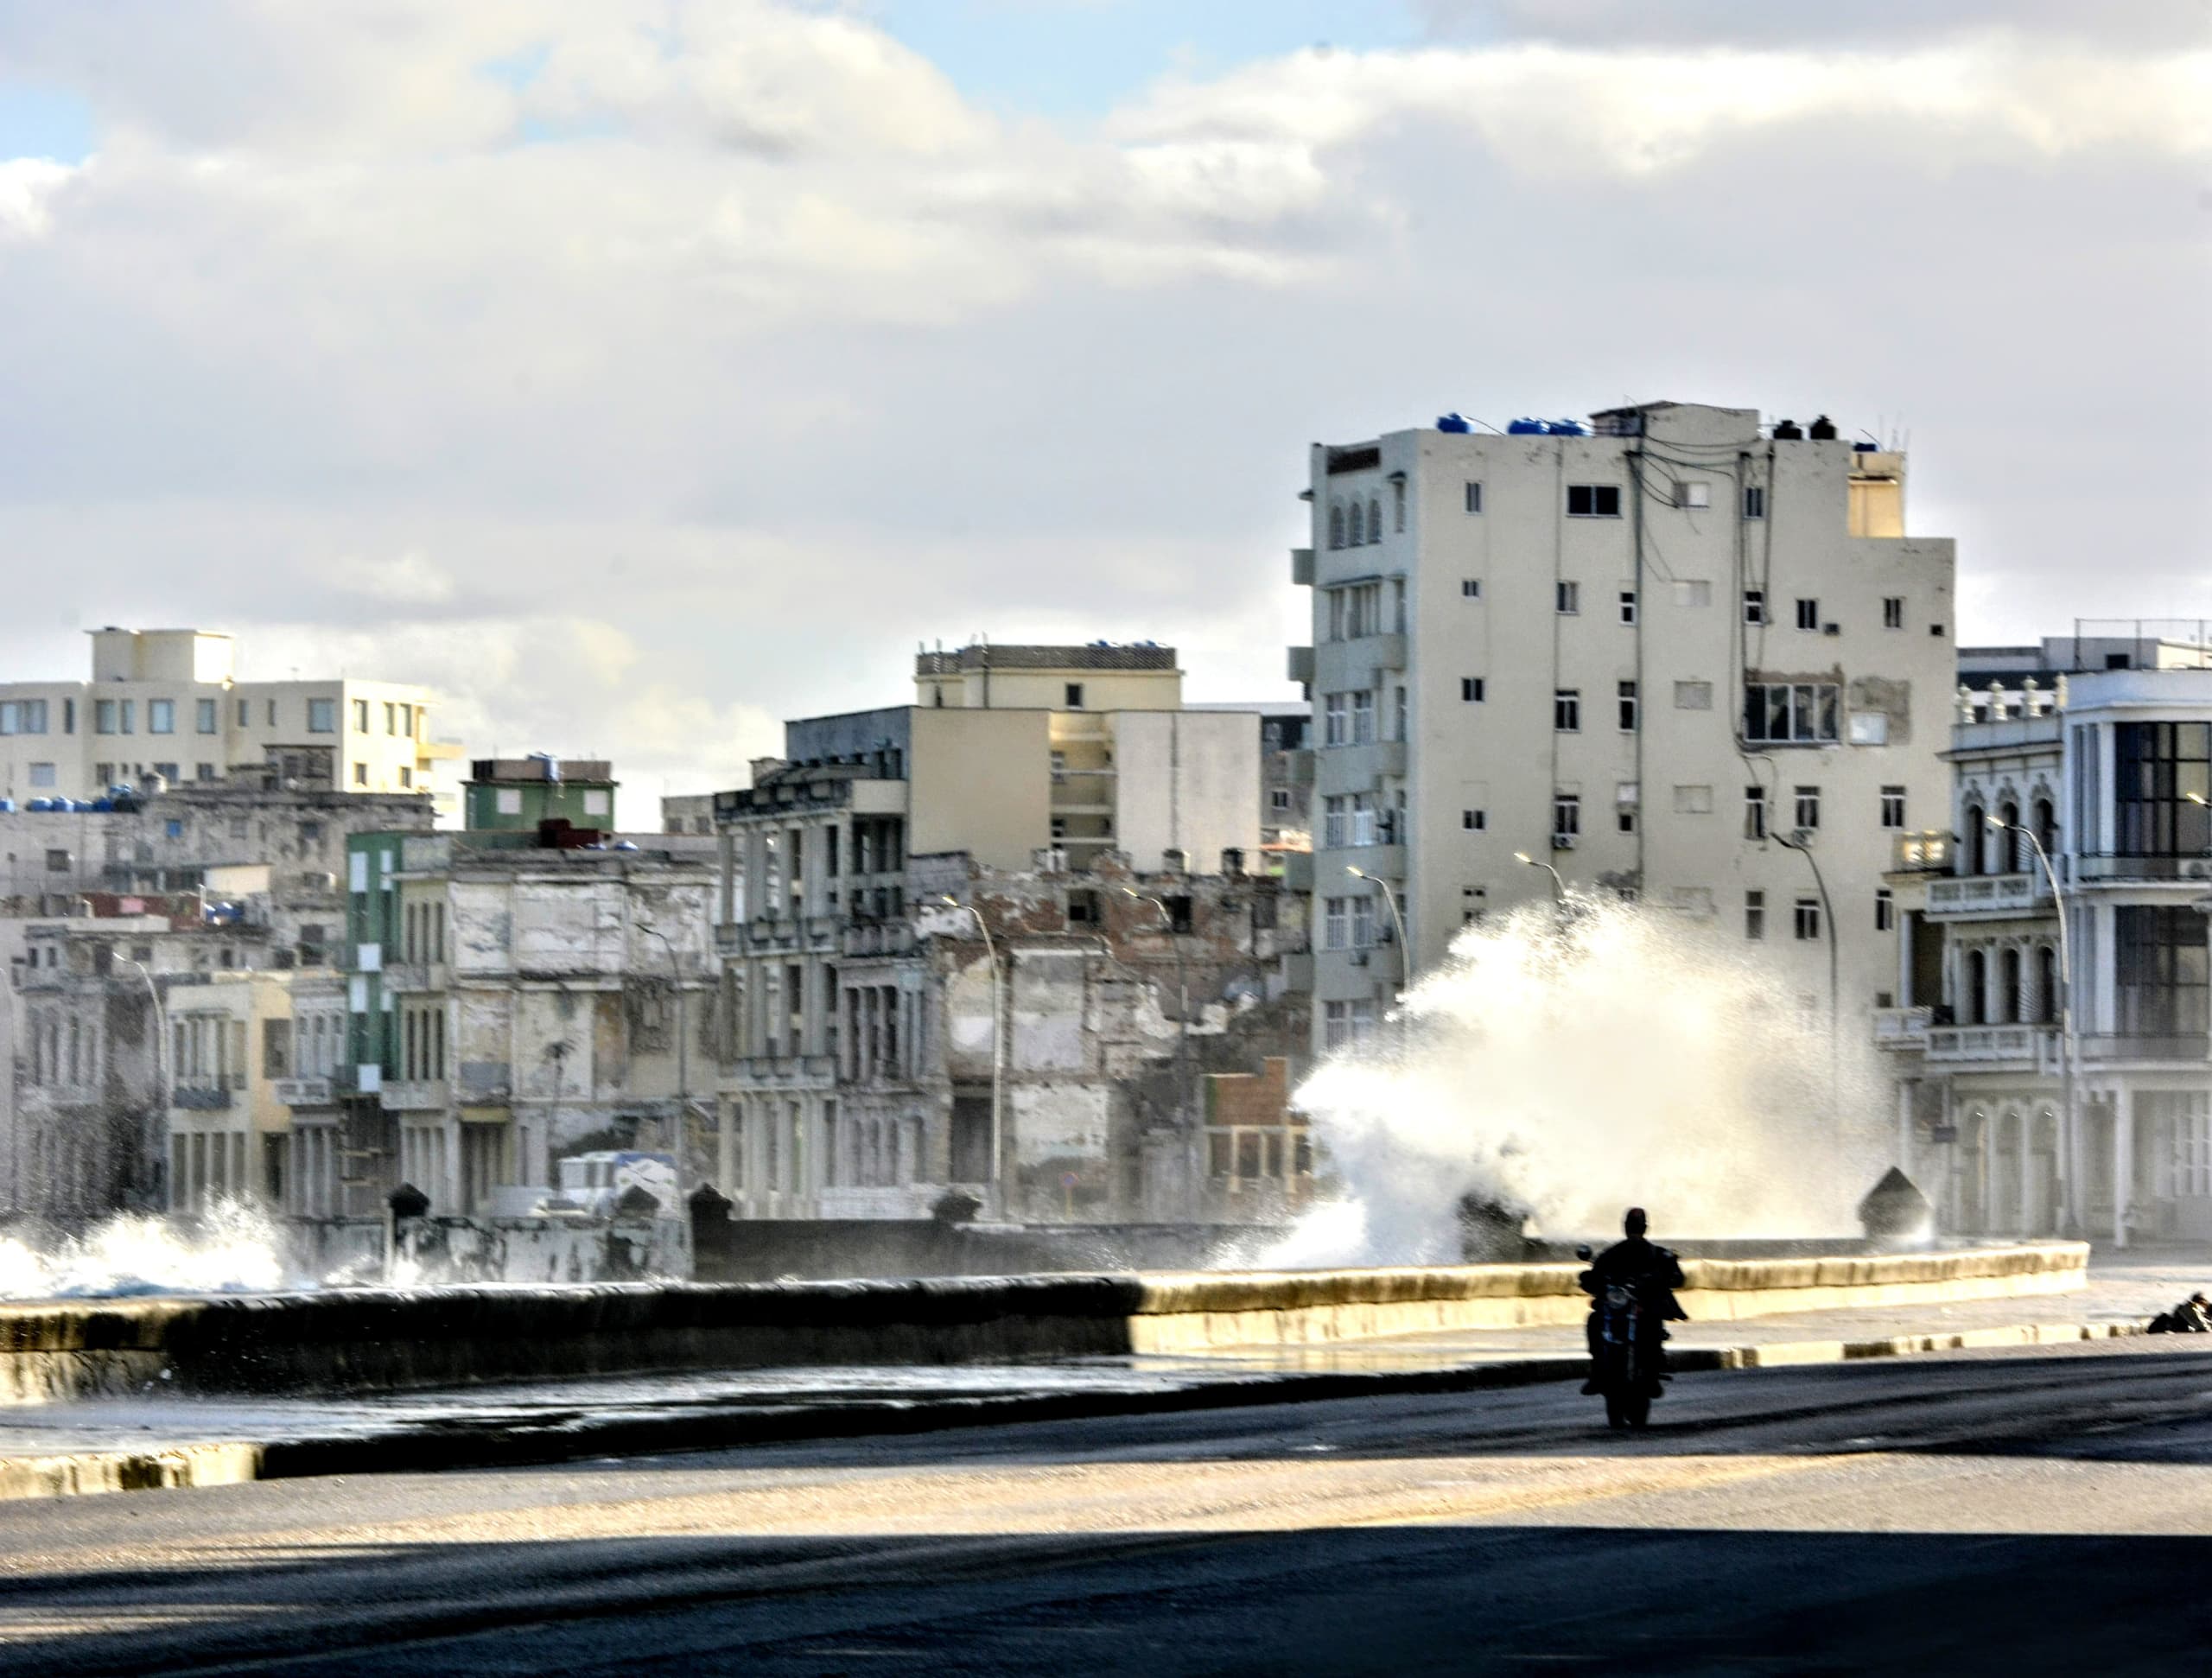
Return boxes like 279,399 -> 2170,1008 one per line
1580,1207 -> 1688,1395
2147,1291 -> 2212,1334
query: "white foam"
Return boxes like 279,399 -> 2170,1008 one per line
0,1200 -> 289,1299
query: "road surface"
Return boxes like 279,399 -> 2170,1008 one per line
4,1337 -> 2211,1675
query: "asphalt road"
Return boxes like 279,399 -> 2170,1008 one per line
5,1338 -> 2212,1676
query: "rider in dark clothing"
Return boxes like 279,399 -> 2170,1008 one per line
1580,1208 -> 1688,1394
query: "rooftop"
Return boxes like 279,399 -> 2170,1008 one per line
915,642 -> 1176,676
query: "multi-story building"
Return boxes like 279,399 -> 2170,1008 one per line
1287,402 -> 1956,1054
1192,702 -> 1312,857
0,627 -> 462,821
339,787 -> 716,1219
709,644 -> 1300,1224
1879,627 -> 2212,1243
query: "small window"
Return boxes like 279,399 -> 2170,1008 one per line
1879,785 -> 1906,829
1554,690 -> 1580,733
1930,623 -> 1945,637
1678,481 -> 1710,509
1795,898 -> 1821,941
1551,795 -> 1580,841
1883,596 -> 1904,630
1617,680 -> 1638,732
1462,809 -> 1485,830
1674,681 -> 1713,710
95,699 -> 118,735
1795,785 -> 1821,830
1461,578 -> 1482,599
1618,805 -> 1637,833
308,698 -> 337,734
44,849 -> 69,874
1744,485 -> 1767,519
397,766 -> 413,789
1064,683 -> 1084,709
1745,891 -> 1765,940
1743,590 -> 1766,625
1462,677 -> 1485,702
1876,888 -> 1895,932
1745,785 -> 1768,840
1673,785 -> 1713,815
195,697 -> 219,734
1618,590 -> 1637,625
353,761 -> 369,785
1464,481 -> 1484,514
148,699 -> 175,734
195,762 -> 215,781
29,762 -> 55,788
1567,484 -> 1622,518
237,697 -> 250,727
1066,889 -> 1101,926
1556,581 -> 1580,615
1269,787 -> 1292,813
496,787 -> 522,816
1795,598 -> 1819,631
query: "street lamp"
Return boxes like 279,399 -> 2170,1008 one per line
1123,887 -> 1191,1124
1512,851 -> 1567,907
637,923 -> 689,1173
940,895 -> 1005,1217
1345,864 -> 1408,995
118,955 -> 169,1211
1769,825 -> 1841,1120
1991,814 -> 2080,1238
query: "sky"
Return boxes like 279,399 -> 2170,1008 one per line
1,0 -> 2207,822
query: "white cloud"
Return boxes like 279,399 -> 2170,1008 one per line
0,158 -> 76,238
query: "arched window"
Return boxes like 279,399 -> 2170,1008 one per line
2034,796 -> 2056,856
2037,944 -> 2060,1024
1965,949 -> 1988,1026
2001,947 -> 2024,1023
1998,802 -> 2020,873
1328,503 -> 1344,550
1347,499 -> 1364,546
1367,496 -> 1382,542
1961,804 -> 1985,875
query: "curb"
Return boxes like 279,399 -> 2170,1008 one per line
0,1319 -> 2149,1502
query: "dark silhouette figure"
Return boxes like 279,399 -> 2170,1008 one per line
1580,1207 -> 1688,1393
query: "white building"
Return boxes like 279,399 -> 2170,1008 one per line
1880,629 -> 2212,1243
1288,402 -> 1955,1056
0,627 -> 463,822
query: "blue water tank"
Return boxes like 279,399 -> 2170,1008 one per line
0,800 -> 12,814
92,798 -> 115,812
27,798 -> 52,813
1506,417 -> 1547,435
1435,412 -> 1472,435
1546,418 -> 1588,437
1853,441 -> 1879,453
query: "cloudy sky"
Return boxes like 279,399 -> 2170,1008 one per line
1,1 -> 2207,819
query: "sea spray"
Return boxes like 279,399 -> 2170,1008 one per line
0,1200 -> 290,1299
1271,893 -> 1885,1267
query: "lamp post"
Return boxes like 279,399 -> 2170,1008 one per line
118,956 -> 168,1211
1513,850 -> 1567,908
940,895 -> 1004,1217
1993,815 -> 2079,1238
1124,886 -> 1190,1120
638,923 -> 687,1173
1770,826 -> 1841,1120
1346,864 -> 1408,999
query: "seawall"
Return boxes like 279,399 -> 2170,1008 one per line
0,1243 -> 2088,1405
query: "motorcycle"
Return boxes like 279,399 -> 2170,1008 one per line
1577,1244 -> 1660,1430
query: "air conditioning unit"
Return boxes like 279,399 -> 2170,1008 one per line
2183,859 -> 2212,881
1551,834 -> 1578,850
1823,624 -> 1841,637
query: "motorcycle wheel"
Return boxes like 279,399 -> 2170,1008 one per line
1624,1391 -> 1651,1429
1604,1391 -> 1627,1429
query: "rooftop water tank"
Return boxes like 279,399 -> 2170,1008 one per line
1853,440 -> 1879,453
1436,413 -> 1472,434
1506,417 -> 1547,435
0,799 -> 13,813
1772,418 -> 1804,440
1808,415 -> 1838,441
27,798 -> 52,813
91,798 -> 114,812
1545,419 -> 1588,437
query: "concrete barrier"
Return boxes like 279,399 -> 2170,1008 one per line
0,1243 -> 2088,1405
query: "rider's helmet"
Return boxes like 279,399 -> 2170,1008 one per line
1624,1207 -> 1648,1237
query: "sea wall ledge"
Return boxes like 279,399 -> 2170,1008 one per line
0,1243 -> 2088,1405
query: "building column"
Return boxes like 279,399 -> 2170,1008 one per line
1895,1079 -> 1916,1180
2018,1111 -> 2035,1236
716,1094 -> 736,1198
1980,1114 -> 1998,1236
2114,1084 -> 2134,1248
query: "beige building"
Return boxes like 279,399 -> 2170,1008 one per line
1288,402 -> 1956,1057
0,627 -> 462,822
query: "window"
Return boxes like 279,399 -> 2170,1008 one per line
1883,596 -> 1904,629
94,761 -> 111,786
1674,681 -> 1712,710
1849,711 -> 1891,747
1744,484 -> 1766,519
1743,683 -> 1840,743
196,763 -> 215,781
149,699 -> 175,734
1351,690 -> 1376,746
308,698 -> 337,734
194,697 -> 217,734
237,697 -> 250,727
1567,484 -> 1622,518
1464,481 -> 1484,514
1672,580 -> 1712,608
1324,897 -> 1348,950
2116,906 -> 2209,1039
1064,682 -> 1084,709
1795,598 -> 1819,631
1326,581 -> 1382,640
1323,795 -> 1348,849
1744,785 -> 1767,840
351,698 -> 369,732
1794,785 -> 1821,831
1618,804 -> 1637,833
1551,794 -> 1580,843
1462,809 -> 1485,830
152,762 -> 178,783
1328,502 -> 1344,549
383,702 -> 398,734
1347,500 -> 1364,545
2113,722 -> 2212,856
1367,496 -> 1382,543
353,762 -> 369,786
1618,681 -> 1638,732
1392,478 -> 1406,531
44,849 -> 68,874
0,699 -> 46,734
1744,590 -> 1766,625
1270,787 -> 1293,815
1618,589 -> 1637,626
95,698 -> 118,735
1325,692 -> 1348,747
1323,1000 -> 1376,1051
1461,578 -> 1482,599
1351,895 -> 1375,949
1393,685 -> 1407,741
1745,890 -> 1765,940
1880,785 -> 1906,829
1678,481 -> 1710,509
28,762 -> 54,788
1794,897 -> 1821,940
1351,792 -> 1377,846
1556,581 -> 1580,615
1673,785 -> 1713,814
1462,677 -> 1485,703
1554,690 -> 1580,733
1876,889 -> 1895,932
399,702 -> 415,736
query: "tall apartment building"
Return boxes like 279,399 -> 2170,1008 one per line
1878,626 -> 2212,1244
1288,401 -> 1956,1055
0,627 -> 463,822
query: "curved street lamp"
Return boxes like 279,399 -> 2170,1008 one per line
940,895 -> 1004,1217
1512,850 -> 1567,907
1988,814 -> 2081,1237
1345,864 -> 1408,995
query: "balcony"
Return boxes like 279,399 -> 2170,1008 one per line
725,1053 -> 839,1087
1290,547 -> 1314,587
1325,738 -> 1407,785
1888,830 -> 1955,874
2071,854 -> 2212,885
1287,645 -> 1315,685
170,1085 -> 234,1110
2077,1033 -> 2209,1065
379,1079 -> 445,1113
1314,632 -> 1407,694
379,961 -> 450,993
1344,942 -> 1405,984
841,920 -> 918,958
273,1077 -> 334,1106
1280,851 -> 1314,893
1925,1025 -> 2060,1070
1926,874 -> 2046,917
1872,1006 -> 1931,1050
